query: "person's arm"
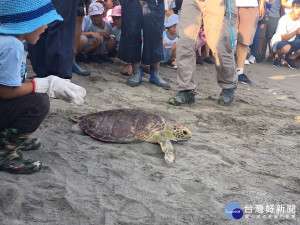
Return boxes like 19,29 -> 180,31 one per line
0,80 -> 33,100
259,0 -> 265,20
281,0 -> 292,9
281,27 -> 300,41
105,0 -> 113,9
162,39 -> 166,52
82,31 -> 104,44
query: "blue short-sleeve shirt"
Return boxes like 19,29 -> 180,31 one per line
0,35 -> 26,86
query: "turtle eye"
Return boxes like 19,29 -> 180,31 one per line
183,131 -> 187,135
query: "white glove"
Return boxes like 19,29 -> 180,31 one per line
34,75 -> 86,105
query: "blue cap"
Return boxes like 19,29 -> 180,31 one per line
0,0 -> 63,34
166,14 -> 179,28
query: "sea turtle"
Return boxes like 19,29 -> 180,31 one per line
72,109 -> 191,163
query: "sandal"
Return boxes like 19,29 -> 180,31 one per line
142,65 -> 150,74
0,150 -> 41,174
120,64 -> 132,76
165,60 -> 177,69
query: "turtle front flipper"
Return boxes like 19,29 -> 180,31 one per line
159,139 -> 175,163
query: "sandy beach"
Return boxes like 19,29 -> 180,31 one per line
0,59 -> 299,225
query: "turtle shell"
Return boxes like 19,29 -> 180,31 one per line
78,109 -> 166,143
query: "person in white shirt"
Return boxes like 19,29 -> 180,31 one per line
271,0 -> 300,68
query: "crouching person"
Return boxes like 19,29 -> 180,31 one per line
0,0 -> 87,174
79,2 -> 116,63
271,0 -> 300,68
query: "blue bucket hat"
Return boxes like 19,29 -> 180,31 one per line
0,0 -> 63,34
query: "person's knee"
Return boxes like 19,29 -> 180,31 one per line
80,37 -> 88,45
90,39 -> 101,48
282,45 -> 291,53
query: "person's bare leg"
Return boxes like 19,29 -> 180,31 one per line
276,45 -> 291,58
81,39 -> 102,55
236,42 -> 248,68
74,16 -> 84,54
73,16 -> 90,75
78,37 -> 87,53
258,38 -> 264,57
205,43 -> 210,57
236,42 -> 252,84
104,37 -> 116,53
169,44 -> 177,66
289,49 -> 300,59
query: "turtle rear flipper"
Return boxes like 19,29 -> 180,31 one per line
69,115 -> 81,123
159,139 -> 175,163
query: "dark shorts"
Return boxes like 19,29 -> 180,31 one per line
118,0 -> 165,65
274,37 -> 300,55
0,94 -> 50,134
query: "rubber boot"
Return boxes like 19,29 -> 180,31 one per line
149,65 -> 171,89
19,138 -> 41,151
126,65 -> 143,87
72,53 -> 91,76
0,128 -> 42,174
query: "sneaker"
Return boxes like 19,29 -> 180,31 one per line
203,56 -> 215,64
273,57 -> 282,67
218,87 -> 236,106
244,59 -> 250,65
284,56 -> 297,69
196,56 -> 204,65
238,73 -> 252,85
169,90 -> 195,106
249,55 -> 256,64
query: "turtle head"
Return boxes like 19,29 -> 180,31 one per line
169,125 -> 191,141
